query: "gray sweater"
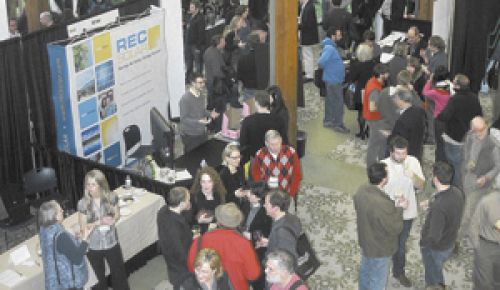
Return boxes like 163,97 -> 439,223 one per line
179,90 -> 209,136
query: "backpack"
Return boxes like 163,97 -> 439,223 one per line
280,227 -> 320,280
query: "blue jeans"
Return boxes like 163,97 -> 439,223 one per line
444,141 -> 463,189
359,255 -> 390,290
324,83 -> 344,127
421,246 -> 453,286
393,219 -> 413,277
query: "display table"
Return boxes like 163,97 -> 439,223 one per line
0,189 -> 164,290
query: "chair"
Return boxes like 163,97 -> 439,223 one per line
0,167 -> 62,249
123,125 -> 152,166
24,167 -> 63,229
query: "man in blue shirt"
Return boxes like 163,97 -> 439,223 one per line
317,26 -> 348,133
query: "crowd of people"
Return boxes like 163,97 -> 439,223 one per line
33,0 -> 500,289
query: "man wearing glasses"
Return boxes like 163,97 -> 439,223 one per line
179,73 -> 219,153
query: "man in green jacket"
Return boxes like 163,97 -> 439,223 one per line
354,162 -> 406,290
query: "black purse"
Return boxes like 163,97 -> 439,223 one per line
281,227 -> 320,280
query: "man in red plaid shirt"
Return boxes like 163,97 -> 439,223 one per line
251,130 -> 302,209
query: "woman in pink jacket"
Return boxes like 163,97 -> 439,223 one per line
422,66 -> 451,162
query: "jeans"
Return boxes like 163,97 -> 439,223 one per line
359,255 -> 390,290
444,141 -> 464,189
393,219 -> 413,277
421,246 -> 453,286
324,82 -> 344,127
366,121 -> 387,167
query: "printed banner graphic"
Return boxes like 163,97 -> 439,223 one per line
48,10 -> 168,168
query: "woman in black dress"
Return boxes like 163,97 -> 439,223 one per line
190,166 -> 227,234
218,143 -> 246,208
347,43 -> 376,139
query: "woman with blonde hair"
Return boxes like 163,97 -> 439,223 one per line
218,143 -> 246,207
347,43 -> 376,139
77,169 -> 129,290
180,248 -> 233,290
190,166 -> 227,233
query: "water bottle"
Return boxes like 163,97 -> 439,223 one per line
124,175 -> 132,189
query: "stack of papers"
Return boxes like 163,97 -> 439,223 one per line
0,269 -> 25,287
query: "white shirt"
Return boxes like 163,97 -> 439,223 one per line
382,155 -> 425,220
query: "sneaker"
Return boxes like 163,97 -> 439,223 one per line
323,122 -> 334,128
395,274 -> 412,287
332,125 -> 350,134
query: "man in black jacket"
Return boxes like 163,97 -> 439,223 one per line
239,92 -> 288,164
391,88 -> 426,162
420,162 -> 465,288
299,0 -> 319,82
437,74 -> 483,188
185,0 -> 206,81
157,187 -> 193,290
322,0 -> 352,49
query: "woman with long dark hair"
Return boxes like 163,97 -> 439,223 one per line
190,166 -> 227,233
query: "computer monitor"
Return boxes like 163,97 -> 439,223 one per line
150,107 -> 175,168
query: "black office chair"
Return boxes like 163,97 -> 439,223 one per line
123,125 -> 152,166
24,167 -> 63,229
0,167 -> 62,249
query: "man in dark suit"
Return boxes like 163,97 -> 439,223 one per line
299,0 -> 319,82
157,187 -> 193,290
185,0 -> 206,81
239,91 -> 288,164
390,88 -> 426,161
322,0 -> 352,49
437,74 -> 483,188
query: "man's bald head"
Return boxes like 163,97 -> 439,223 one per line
471,116 -> 487,139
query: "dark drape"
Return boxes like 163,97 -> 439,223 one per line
451,0 -> 500,92
0,38 -> 32,185
0,0 -> 167,209
23,25 -> 68,160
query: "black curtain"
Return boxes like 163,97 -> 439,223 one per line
0,0 -> 167,209
451,0 -> 500,92
23,25 -> 68,160
0,38 -> 32,185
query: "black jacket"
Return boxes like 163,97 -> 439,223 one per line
347,60 -> 376,107
187,12 -> 206,48
239,113 -> 288,164
157,206 -> 193,287
391,106 -> 426,161
437,89 -> 483,142
299,1 -> 319,45
420,186 -> 465,250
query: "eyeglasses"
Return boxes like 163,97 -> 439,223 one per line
229,155 -> 241,160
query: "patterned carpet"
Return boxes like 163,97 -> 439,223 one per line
296,84 -> 497,289
297,183 -> 473,290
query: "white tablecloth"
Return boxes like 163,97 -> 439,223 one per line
0,188 -> 164,290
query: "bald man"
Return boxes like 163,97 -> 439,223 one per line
459,116 -> 500,244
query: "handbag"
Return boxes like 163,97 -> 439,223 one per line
343,82 -> 357,110
314,68 -> 324,89
314,68 -> 326,97
280,227 -> 320,280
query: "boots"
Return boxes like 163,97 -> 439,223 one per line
355,114 -> 368,140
